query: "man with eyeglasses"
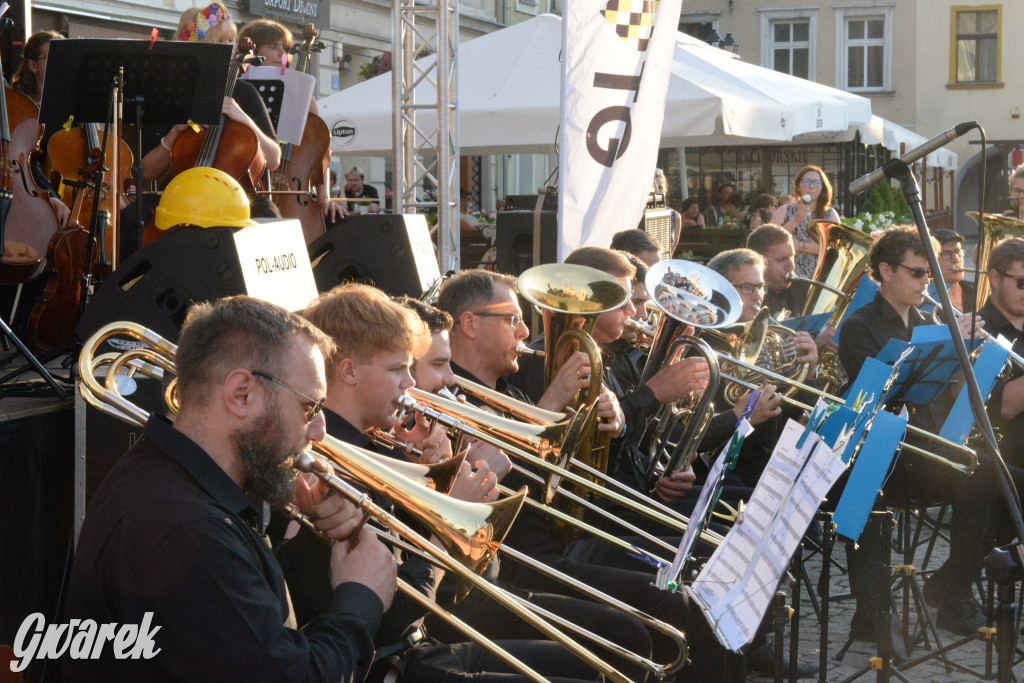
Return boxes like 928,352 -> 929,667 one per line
1006,164 -> 1024,220
837,226 -> 995,642
64,296 -> 399,681
931,228 -> 973,313
300,283 -> 606,682
437,266 -> 750,682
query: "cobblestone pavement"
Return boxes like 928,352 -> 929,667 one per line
746,508 -> 1021,683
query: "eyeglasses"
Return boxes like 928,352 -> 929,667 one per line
896,263 -> 931,280
252,371 -> 327,424
800,179 -> 823,187
939,247 -> 964,262
996,271 -> 1024,290
1010,188 -> 1024,198
734,282 -> 765,295
473,312 -> 525,328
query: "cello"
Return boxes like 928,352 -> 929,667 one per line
269,24 -> 330,245
141,38 -> 265,246
0,44 -> 62,284
167,38 -> 266,193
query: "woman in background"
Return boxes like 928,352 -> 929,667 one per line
770,165 -> 840,277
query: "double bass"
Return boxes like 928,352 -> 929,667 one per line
0,53 -> 62,284
270,24 -> 330,245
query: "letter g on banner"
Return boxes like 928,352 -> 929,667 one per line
586,106 -> 632,167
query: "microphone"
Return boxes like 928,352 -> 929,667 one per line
849,121 -> 977,195
801,194 -> 812,204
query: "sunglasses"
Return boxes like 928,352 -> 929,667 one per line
252,371 -> 327,424
896,263 -> 931,280
996,271 -> 1024,290
473,312 -> 525,328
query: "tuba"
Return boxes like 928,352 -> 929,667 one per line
787,219 -> 874,394
639,260 -> 741,489
517,263 -> 630,492
966,212 -> 1024,312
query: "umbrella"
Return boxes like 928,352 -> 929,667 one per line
319,14 -> 872,156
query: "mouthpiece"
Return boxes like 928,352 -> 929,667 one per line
515,342 -> 545,358
952,266 -> 966,273
801,194 -> 812,204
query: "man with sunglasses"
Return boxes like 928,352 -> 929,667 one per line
838,226 -> 994,640
979,238 -> 1024,515
64,296 -> 398,681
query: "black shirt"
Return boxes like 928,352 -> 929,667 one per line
980,299 -> 1024,468
838,290 -> 928,381
762,280 -> 809,319
63,414 -> 382,682
343,183 -> 380,213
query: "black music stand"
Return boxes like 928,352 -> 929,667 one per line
40,39 -> 231,254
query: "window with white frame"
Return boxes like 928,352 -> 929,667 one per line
770,20 -> 810,78
836,5 -> 893,92
759,8 -> 817,81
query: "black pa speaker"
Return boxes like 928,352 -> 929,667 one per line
494,210 -> 558,276
76,227 -> 247,345
310,214 -> 440,297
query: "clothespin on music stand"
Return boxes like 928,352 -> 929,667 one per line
739,389 -> 761,425
630,545 -> 677,592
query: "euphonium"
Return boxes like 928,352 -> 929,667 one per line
966,212 -> 1024,312
639,260 -> 741,489
517,263 -> 630,494
700,307 -> 771,406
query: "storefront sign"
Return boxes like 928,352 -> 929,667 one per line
247,0 -> 328,26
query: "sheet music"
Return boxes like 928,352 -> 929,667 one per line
241,66 -> 316,145
688,419 -> 848,651
664,419 -> 754,588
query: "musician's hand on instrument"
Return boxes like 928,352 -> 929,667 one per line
793,331 -> 818,369
815,324 -> 838,353
538,352 -> 591,411
221,96 -> 253,126
331,526 -> 397,608
291,460 -> 367,539
733,384 -> 781,425
654,466 -> 696,503
646,356 -> 710,403
467,440 -> 512,480
322,195 -> 347,220
595,387 -> 625,434
955,312 -> 984,339
450,460 -> 500,503
396,416 -> 452,464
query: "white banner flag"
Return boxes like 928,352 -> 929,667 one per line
558,0 -> 683,261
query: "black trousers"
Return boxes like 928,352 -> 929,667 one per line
429,585 -> 653,682
370,639 -> 604,682
844,449 -> 996,615
499,536 -> 747,683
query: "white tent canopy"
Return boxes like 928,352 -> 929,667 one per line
319,14 -> 873,156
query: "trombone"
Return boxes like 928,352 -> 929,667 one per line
710,350 -> 978,474
399,388 -> 725,549
77,323 -> 655,683
921,292 -> 1024,372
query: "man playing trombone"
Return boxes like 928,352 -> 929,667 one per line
837,226 -> 994,638
301,283 -> 607,682
437,267 -> 749,682
64,296 -> 398,681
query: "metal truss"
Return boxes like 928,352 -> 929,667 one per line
392,0 -> 460,272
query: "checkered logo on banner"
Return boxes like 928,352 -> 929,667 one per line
601,0 -> 659,51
